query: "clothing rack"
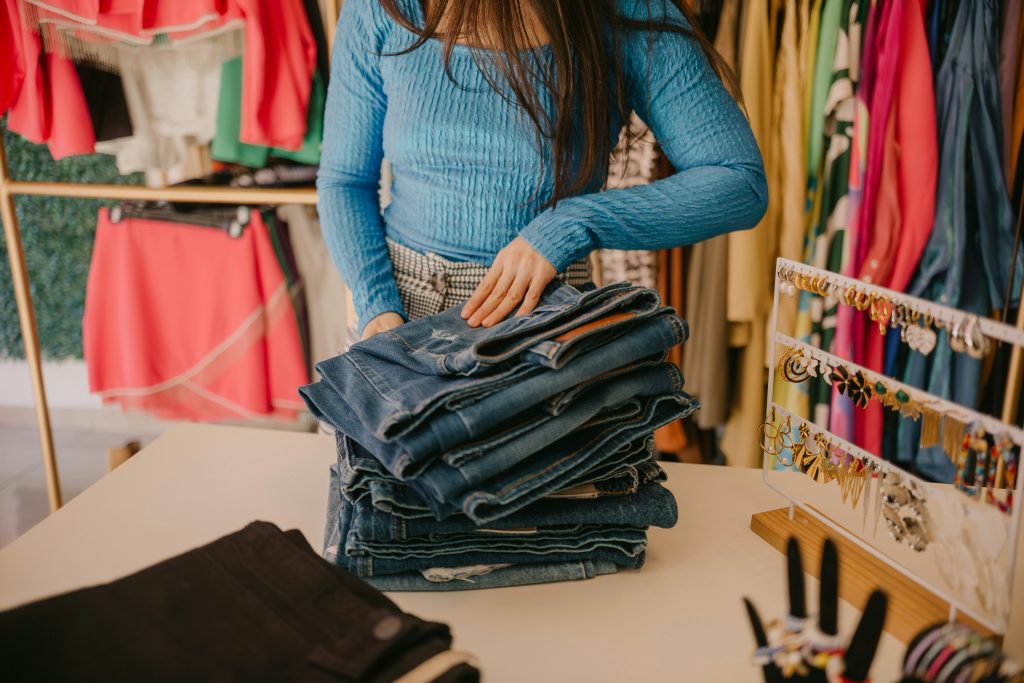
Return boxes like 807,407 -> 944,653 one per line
0,0 -> 341,513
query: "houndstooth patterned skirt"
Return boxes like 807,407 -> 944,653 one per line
387,238 -> 592,321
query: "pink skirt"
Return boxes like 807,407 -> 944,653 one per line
83,208 -> 309,421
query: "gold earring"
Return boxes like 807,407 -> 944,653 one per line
920,407 -> 942,449
942,416 -> 967,465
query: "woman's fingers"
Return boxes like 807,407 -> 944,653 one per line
481,269 -> 533,327
515,269 -> 549,317
467,267 -> 516,327
462,259 -> 503,319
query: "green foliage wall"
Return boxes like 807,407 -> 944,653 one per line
0,120 -> 142,359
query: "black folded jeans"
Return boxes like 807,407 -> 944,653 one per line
0,522 -> 479,683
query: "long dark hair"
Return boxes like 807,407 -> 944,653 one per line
378,0 -> 738,207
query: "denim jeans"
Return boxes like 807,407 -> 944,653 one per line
350,480 -> 678,542
450,391 -> 696,523
351,281 -> 663,377
336,438 -> 666,522
363,559 -> 619,592
301,312 -> 687,479
328,493 -> 648,577
343,361 -> 681,509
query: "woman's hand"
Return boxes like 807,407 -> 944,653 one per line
461,237 -> 556,327
361,312 -> 405,340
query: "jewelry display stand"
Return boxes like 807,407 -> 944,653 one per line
751,507 -> 989,644
752,258 -> 1024,645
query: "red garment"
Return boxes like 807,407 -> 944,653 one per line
224,0 -> 316,150
1,0 -> 95,159
0,0 -> 23,115
17,0 -> 315,151
851,0 -> 902,450
25,0 -> 222,37
84,209 -> 309,421
887,0 -> 937,294
856,0 -> 936,454
857,0 -> 903,288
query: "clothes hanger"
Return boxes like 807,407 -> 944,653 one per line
108,201 -> 251,238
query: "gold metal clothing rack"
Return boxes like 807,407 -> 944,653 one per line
0,139 -> 321,512
0,0 -> 341,513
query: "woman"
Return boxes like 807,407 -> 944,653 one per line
318,0 -> 767,340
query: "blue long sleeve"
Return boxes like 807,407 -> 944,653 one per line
318,0 -> 767,328
519,2 -> 768,270
317,0 -> 405,327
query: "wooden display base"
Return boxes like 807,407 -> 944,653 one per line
750,507 -> 992,644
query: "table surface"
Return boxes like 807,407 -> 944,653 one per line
0,424 -> 908,682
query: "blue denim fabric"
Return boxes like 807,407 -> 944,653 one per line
402,363 -> 682,504
451,392 -> 696,523
362,560 -> 619,592
301,312 -> 687,478
351,281 -> 663,376
441,361 -> 679,468
338,436 -> 665,522
330,492 -> 648,577
351,480 -> 678,542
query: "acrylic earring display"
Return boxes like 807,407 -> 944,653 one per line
760,259 -> 1024,635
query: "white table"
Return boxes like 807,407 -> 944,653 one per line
0,424 -> 907,682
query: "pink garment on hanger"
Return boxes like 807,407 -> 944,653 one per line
84,209 -> 309,422
0,0 -> 24,115
18,0 -> 316,152
856,0 -> 936,455
887,0 -> 937,294
2,0 -> 95,158
225,0 -> 316,150
25,0 -> 223,37
852,0 -> 903,452
831,0 -> 883,445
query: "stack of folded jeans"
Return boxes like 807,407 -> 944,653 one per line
301,282 -> 698,590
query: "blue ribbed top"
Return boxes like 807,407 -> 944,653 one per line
317,0 -> 768,327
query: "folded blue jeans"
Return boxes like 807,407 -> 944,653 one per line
351,281 -> 662,377
330,494 -> 648,577
338,437 -> 665,522
362,559 -> 619,592
350,479 -> 678,542
409,363 -> 683,505
448,391 -> 696,523
301,312 -> 687,477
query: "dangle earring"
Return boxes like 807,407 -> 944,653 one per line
942,416 -> 968,466
955,423 -> 987,498
919,408 -> 942,449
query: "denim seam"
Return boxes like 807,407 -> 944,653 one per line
345,354 -> 402,410
667,364 -> 682,392
471,408 -> 655,504
473,289 -> 644,362
479,393 -> 686,505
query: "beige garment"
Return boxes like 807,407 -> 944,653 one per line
684,0 -> 740,429
685,235 -> 730,429
721,0 -> 781,468
277,205 -> 350,366
773,0 -> 814,337
599,114 -> 660,289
